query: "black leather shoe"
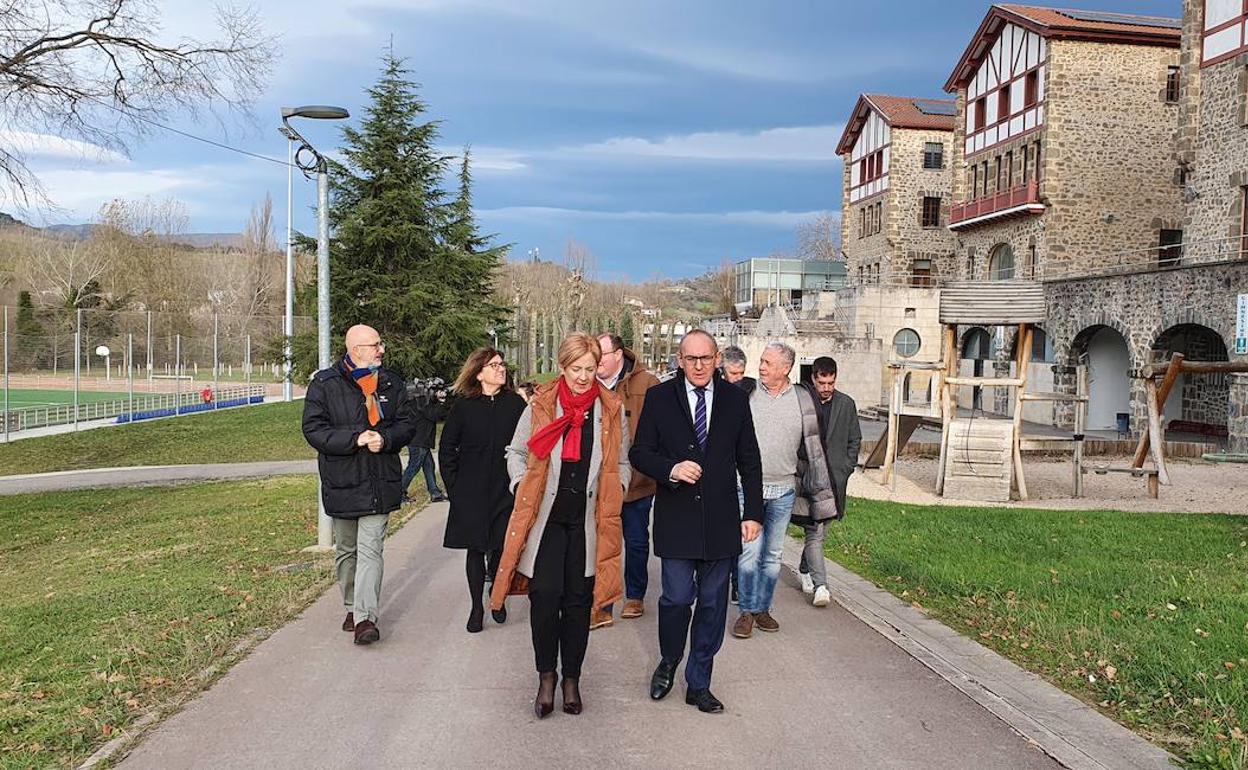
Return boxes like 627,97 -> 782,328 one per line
649,659 -> 678,701
492,605 -> 507,624
685,689 -> 724,713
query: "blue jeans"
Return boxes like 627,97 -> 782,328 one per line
736,490 -> 796,614
621,495 -> 655,600
402,446 -> 443,498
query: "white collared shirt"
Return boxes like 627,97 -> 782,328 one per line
685,377 -> 714,431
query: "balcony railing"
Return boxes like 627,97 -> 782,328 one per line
950,179 -> 1042,227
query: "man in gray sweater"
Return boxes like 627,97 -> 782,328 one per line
732,341 -> 817,639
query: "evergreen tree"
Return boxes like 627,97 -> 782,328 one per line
14,290 -> 46,370
291,53 -> 507,379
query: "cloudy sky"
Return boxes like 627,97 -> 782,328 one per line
12,0 -> 1179,280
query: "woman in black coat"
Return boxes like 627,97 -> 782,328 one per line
439,347 -> 527,633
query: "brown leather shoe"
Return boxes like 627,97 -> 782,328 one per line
754,611 -> 779,632
621,599 -> 644,619
589,609 -> 614,630
731,612 -> 754,639
353,619 -> 380,645
342,612 -> 355,632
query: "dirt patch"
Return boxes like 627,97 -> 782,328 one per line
851,457 -> 1248,515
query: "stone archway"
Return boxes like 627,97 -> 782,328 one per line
989,243 -> 1016,280
1152,323 -> 1230,435
1073,325 -> 1131,432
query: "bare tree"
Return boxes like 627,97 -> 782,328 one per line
23,240 -> 112,309
795,212 -> 843,261
0,0 -> 276,205
713,257 -> 736,316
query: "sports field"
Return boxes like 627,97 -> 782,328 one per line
2,388 -> 131,409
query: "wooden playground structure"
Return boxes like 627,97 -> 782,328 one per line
868,283 -> 1248,502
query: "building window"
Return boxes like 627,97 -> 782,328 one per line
1030,327 -> 1055,362
1021,145 -> 1030,184
997,88 -> 1010,121
921,196 -> 941,228
1033,140 -> 1042,183
966,247 -> 976,280
974,97 -> 987,131
893,329 -> 921,358
923,142 -> 944,169
875,202 -> 883,235
859,208 -> 866,239
989,243 -> 1016,280
859,158 -> 867,181
1005,150 -> 1014,189
911,258 -> 932,287
971,165 -> 979,199
1024,70 -> 1039,108
995,155 -> 1003,192
1241,187 -> 1248,256
1158,229 -> 1183,266
1027,245 -> 1036,279
1165,66 -> 1180,103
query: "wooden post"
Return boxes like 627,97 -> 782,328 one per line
1073,365 -> 1087,498
1132,352 -> 1184,468
1144,377 -> 1170,486
936,325 -> 957,496
1011,324 -> 1032,500
882,374 -> 900,485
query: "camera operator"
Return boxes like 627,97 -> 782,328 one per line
402,376 -> 451,503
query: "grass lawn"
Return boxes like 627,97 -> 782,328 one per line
0,401 -> 314,476
825,499 -> 1248,769
3,389 -> 125,408
0,477 -> 428,768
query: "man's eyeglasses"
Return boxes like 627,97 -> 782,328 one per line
681,355 -> 716,368
354,341 -> 384,352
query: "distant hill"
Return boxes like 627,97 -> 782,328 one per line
0,213 -> 243,249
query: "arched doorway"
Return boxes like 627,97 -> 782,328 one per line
1075,326 -> 1131,432
961,327 -> 992,411
1152,324 -> 1229,435
989,244 -> 1016,280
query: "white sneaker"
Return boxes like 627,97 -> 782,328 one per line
799,572 -> 815,595
813,585 -> 831,607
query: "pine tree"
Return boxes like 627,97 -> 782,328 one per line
291,53 -> 507,379
14,290 -> 46,369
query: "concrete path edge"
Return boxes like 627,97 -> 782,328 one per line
784,538 -> 1176,769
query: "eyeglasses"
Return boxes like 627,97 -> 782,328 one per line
353,341 -> 384,351
483,361 -> 507,371
681,355 -> 716,368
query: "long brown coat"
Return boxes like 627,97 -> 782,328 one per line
613,348 -> 660,503
489,382 -> 627,612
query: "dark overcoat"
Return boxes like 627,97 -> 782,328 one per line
820,388 -> 862,517
438,391 -> 527,551
629,371 -> 764,561
301,361 -> 417,518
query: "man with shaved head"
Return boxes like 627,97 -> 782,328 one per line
303,324 -> 417,645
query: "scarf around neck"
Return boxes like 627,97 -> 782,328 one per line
345,354 -> 381,426
526,377 -> 600,462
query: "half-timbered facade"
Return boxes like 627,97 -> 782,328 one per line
837,94 -> 957,285
944,5 -> 1185,282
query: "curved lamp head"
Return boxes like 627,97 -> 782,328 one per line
281,105 -> 349,120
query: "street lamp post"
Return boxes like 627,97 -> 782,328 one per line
281,104 -> 349,551
279,126 -> 296,403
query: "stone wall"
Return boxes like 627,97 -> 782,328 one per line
1042,39 -> 1185,275
1228,373 -> 1248,453
1044,260 -> 1248,433
841,158 -> 890,281
1183,52 -> 1248,249
886,128 -> 958,281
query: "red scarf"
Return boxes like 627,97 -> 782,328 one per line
527,378 -> 600,462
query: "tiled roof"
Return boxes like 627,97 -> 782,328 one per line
836,94 -> 955,155
945,4 -> 1180,92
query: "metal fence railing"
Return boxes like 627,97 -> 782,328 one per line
5,384 -> 267,434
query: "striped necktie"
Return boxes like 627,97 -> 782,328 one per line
694,386 -> 708,452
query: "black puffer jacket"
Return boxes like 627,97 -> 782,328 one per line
302,360 -> 418,518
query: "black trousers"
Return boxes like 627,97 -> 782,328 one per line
528,518 -> 595,678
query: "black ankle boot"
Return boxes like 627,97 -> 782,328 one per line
534,672 -> 557,718
466,605 -> 484,633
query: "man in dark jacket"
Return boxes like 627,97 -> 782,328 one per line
594,333 -> 660,627
402,384 -> 448,503
721,345 -> 757,394
302,324 -> 416,645
796,356 -> 862,608
630,330 -> 764,714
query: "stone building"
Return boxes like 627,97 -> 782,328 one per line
943,4 -> 1247,439
837,93 -> 959,284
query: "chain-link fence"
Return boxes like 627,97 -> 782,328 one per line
1,306 -> 315,440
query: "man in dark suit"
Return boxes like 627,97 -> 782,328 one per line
630,330 -> 764,713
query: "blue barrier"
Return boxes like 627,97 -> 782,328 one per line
115,395 -> 266,424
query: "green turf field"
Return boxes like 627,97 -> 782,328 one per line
2,388 -> 132,409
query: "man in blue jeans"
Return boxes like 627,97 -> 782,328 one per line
733,341 -> 828,638
592,333 -> 660,629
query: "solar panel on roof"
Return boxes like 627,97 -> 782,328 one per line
912,100 -> 957,116
1057,9 -> 1181,30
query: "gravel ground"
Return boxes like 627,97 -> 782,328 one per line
850,457 -> 1248,515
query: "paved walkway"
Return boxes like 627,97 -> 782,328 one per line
0,460 -> 316,495
115,502 -> 1072,770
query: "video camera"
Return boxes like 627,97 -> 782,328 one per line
408,376 -> 451,404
